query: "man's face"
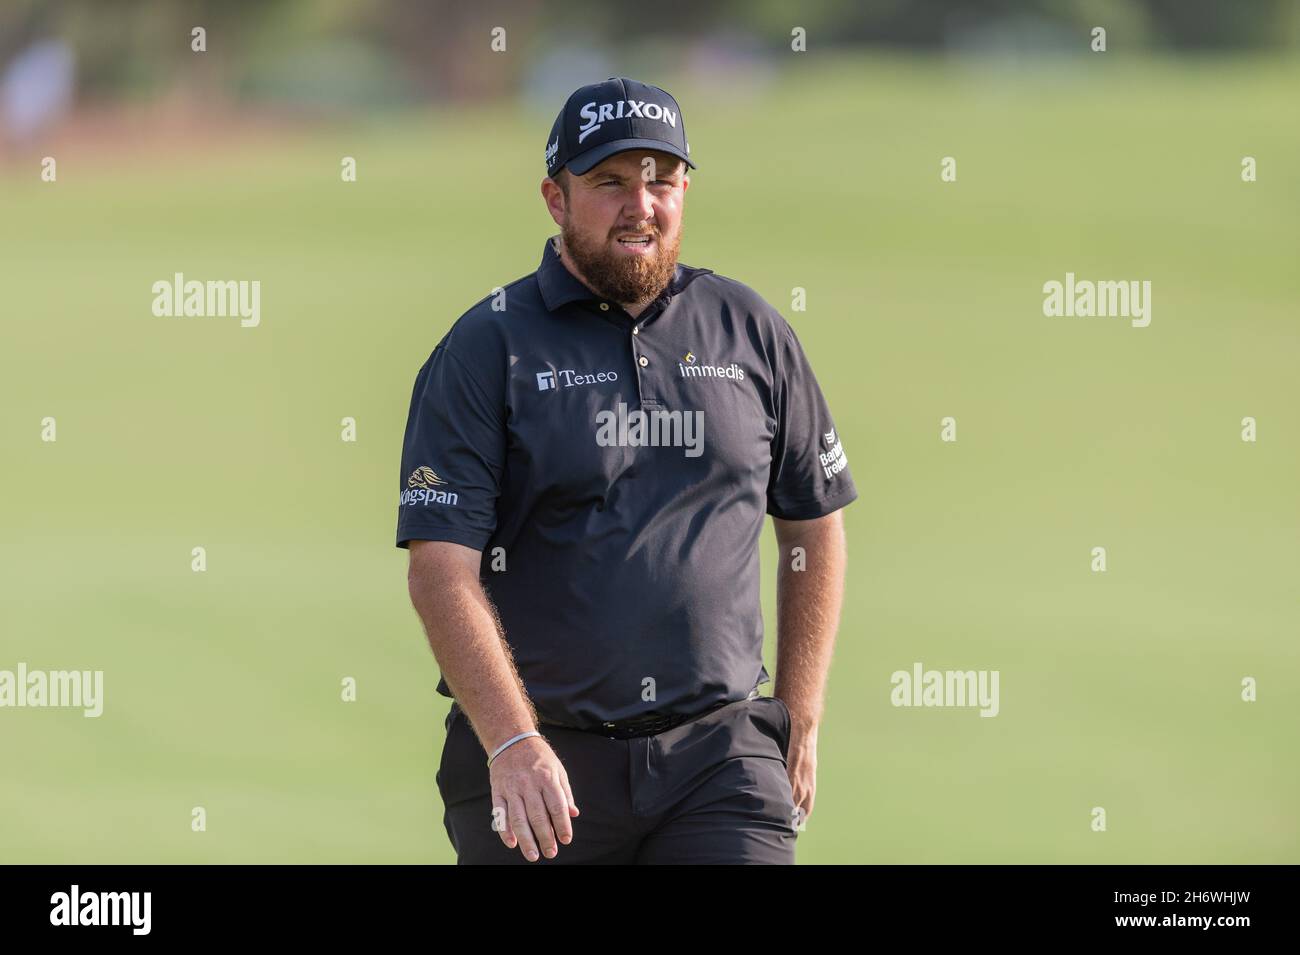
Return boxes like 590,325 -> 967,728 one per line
543,149 -> 689,306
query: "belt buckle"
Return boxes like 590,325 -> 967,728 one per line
600,718 -> 635,740
602,712 -> 678,739
600,698 -> 744,739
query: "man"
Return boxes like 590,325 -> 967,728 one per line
398,77 -> 855,864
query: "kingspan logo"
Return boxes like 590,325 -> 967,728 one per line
578,99 -> 678,144
400,466 -> 458,507
408,466 -> 445,489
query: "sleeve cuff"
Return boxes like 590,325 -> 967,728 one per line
766,480 -> 858,521
396,522 -> 493,551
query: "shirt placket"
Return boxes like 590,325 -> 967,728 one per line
628,301 -> 669,408
593,297 -> 669,408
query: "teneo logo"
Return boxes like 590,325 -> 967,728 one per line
544,137 -> 558,166
595,401 -> 703,458
1042,272 -> 1151,328
151,272 -> 260,328
50,885 -> 151,935
538,368 -> 619,391
890,662 -> 1000,718
399,466 -> 458,507
819,428 -> 848,480
0,663 -> 103,717
577,99 -> 678,144
678,353 -> 745,381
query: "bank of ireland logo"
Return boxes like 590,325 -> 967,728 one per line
819,428 -> 848,480
537,371 -> 556,391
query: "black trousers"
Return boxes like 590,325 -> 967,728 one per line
436,696 -> 798,864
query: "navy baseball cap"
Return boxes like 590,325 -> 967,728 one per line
545,77 -> 696,178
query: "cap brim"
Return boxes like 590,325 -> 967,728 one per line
566,138 -> 696,176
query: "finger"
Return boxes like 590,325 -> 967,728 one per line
508,793 -> 540,862
557,764 -> 580,818
491,794 -> 514,848
542,779 -> 574,846
796,791 -> 813,827
525,788 -> 559,859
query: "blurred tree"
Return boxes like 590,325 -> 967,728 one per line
0,0 -> 1292,112
1138,0 -> 1292,49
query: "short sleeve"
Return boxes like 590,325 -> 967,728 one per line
766,321 -> 858,520
395,343 -> 505,550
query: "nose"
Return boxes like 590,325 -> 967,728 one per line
623,180 -> 655,222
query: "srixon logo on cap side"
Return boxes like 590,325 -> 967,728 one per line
577,99 -> 678,143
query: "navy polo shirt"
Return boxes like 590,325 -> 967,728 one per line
397,236 -> 857,729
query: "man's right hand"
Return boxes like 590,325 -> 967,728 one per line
407,540 -> 579,861
488,735 -> 580,861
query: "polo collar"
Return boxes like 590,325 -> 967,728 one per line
537,235 -> 713,313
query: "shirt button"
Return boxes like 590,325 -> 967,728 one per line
599,303 -> 609,311
638,355 -> 649,367
632,326 -> 639,335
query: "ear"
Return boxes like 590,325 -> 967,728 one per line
540,177 -> 566,227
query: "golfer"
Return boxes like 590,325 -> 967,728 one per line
397,77 -> 855,864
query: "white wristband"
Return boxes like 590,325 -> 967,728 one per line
486,730 -> 542,767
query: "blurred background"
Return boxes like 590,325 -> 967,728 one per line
1,0 -> 1297,863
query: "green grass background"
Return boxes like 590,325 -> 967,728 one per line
2,54 -> 1296,863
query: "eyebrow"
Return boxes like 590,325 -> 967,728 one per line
586,166 -> 683,183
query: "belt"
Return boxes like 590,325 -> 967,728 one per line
449,688 -> 761,741
545,688 -> 760,740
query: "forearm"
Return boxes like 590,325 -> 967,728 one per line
773,512 -> 847,738
408,556 -> 536,753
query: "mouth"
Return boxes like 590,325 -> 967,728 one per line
614,232 -> 656,255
